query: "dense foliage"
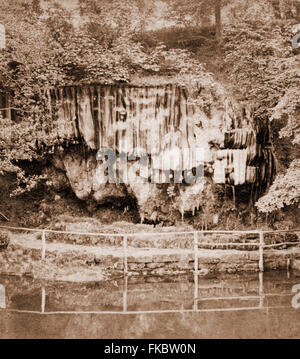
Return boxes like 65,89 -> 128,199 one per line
0,230 -> 9,250
220,0 -> 300,213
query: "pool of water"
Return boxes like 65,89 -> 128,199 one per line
1,271 -> 300,338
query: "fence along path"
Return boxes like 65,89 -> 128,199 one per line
0,225 -> 299,316
0,225 -> 300,274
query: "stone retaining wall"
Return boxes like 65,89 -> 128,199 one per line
1,241 -> 300,280
110,250 -> 298,276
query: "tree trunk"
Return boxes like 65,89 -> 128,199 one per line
214,0 -> 222,45
270,0 -> 281,19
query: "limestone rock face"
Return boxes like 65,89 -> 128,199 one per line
46,83 -> 275,223
46,84 -> 275,188
62,151 -> 94,200
51,147 -> 216,223
53,150 -> 128,204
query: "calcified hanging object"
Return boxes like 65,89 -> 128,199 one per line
2,84 -> 275,222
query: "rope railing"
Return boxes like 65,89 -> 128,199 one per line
1,224 -> 299,237
1,305 -> 292,315
0,225 -> 264,236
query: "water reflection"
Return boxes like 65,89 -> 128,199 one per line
0,271 -> 300,338
0,284 -> 5,309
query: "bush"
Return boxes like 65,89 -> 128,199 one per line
0,231 -> 9,251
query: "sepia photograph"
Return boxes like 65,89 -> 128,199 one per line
0,0 -> 300,344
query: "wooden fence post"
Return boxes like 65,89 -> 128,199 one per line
123,275 -> 128,313
41,230 -> 46,261
41,287 -> 46,314
194,272 -> 198,311
193,231 -> 199,311
259,272 -> 264,308
287,258 -> 290,279
259,231 -> 264,272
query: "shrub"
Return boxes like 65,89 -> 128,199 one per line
0,231 -> 9,251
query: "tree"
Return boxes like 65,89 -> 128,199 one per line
163,0 -> 226,44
